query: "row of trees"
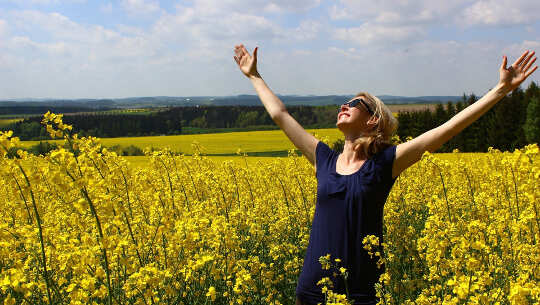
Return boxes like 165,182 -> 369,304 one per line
397,82 -> 540,152
5,114 -> 181,140
3,82 -> 539,151
5,141 -> 153,158
160,105 -> 338,129
4,105 -> 339,140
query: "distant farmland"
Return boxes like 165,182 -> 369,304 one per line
387,104 -> 438,112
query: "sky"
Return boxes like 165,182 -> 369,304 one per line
0,0 -> 539,99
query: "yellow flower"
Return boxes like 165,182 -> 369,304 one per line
206,286 -> 217,301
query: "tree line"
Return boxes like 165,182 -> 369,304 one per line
396,82 -> 539,152
2,82 -> 539,153
3,105 -> 339,140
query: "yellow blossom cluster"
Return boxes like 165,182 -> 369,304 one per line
378,145 -> 539,304
0,114 -> 313,305
316,254 -> 351,305
0,113 -> 538,305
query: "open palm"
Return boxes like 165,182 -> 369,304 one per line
234,44 -> 259,78
500,50 -> 537,92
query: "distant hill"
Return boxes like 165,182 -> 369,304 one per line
0,95 -> 462,110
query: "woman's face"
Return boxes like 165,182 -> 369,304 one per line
336,96 -> 376,135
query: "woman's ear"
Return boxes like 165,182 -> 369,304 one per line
367,116 -> 379,129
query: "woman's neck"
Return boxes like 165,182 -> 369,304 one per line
341,139 -> 367,163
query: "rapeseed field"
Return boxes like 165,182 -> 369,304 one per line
0,119 -> 23,128
22,129 -> 343,155
121,153 -> 498,169
1,113 -> 538,304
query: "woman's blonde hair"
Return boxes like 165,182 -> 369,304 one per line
351,92 -> 398,158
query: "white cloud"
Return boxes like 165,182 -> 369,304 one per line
4,10 -> 159,65
9,36 -> 70,55
120,0 -> 160,15
0,1 -> 538,99
151,0 -> 325,51
11,10 -> 122,44
334,23 -> 424,46
329,0 -> 469,25
331,0 -> 540,28
150,5 -> 285,55
317,40 -> 510,96
461,0 -> 540,26
502,40 -> 540,58
291,20 -> 322,41
190,0 -> 321,15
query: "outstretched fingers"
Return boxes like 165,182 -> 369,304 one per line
241,45 -> 252,58
513,50 -> 529,68
501,55 -> 508,71
523,56 -> 536,73
234,45 -> 243,58
519,51 -> 535,69
524,65 -> 538,79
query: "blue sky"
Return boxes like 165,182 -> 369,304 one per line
0,0 -> 539,99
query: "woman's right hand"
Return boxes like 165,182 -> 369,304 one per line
234,44 -> 260,78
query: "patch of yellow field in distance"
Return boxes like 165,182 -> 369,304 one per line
0,119 -> 23,128
22,128 -> 344,154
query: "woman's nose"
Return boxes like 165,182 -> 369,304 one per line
340,104 -> 348,111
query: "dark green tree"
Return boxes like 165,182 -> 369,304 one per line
236,111 -> 259,127
523,96 -> 540,144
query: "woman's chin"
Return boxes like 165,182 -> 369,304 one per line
337,121 -> 362,135
336,121 -> 349,132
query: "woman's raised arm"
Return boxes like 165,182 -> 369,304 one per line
234,44 -> 319,165
392,50 -> 538,179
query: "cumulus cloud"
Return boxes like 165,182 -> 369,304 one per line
329,0 -> 469,25
332,0 -> 540,28
328,1 -> 463,50
4,10 -> 158,68
321,39 -> 508,96
150,4 -> 287,56
190,0 -> 321,15
460,0 -> 540,26
334,23 -> 425,46
502,40 -> 540,58
0,1 -> 538,99
11,10 -> 116,43
291,20 -> 322,41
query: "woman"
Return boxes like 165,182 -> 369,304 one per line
233,45 -> 537,305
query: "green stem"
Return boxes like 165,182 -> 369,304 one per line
17,165 -> 53,305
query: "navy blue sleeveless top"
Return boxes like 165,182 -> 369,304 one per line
296,141 -> 398,305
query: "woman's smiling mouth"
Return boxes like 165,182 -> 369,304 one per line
338,112 -> 350,119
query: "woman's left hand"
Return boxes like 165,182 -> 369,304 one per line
499,50 -> 537,92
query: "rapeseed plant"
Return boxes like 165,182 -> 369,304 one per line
0,113 -> 538,304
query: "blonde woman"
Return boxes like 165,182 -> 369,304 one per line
233,44 -> 537,305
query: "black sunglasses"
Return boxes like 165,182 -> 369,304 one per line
341,98 -> 374,115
